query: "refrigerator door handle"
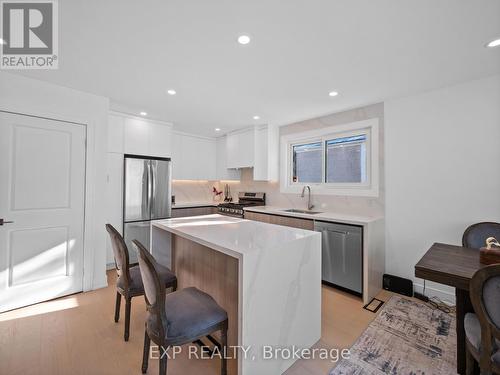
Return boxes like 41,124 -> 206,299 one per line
151,160 -> 157,217
147,160 -> 153,218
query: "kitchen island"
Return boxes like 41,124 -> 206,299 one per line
151,214 -> 322,375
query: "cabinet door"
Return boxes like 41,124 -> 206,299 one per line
105,153 -> 124,264
108,114 -> 124,153
238,129 -> 254,168
197,137 -> 216,180
171,132 -> 184,179
216,136 -> 240,180
149,123 -> 172,158
226,132 -> 240,168
124,117 -> 149,155
253,127 -> 268,180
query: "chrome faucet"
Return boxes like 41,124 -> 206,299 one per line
301,185 -> 314,210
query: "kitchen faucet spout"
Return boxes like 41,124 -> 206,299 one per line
301,185 -> 314,210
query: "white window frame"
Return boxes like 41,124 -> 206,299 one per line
280,118 -> 379,197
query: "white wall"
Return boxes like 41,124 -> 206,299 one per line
0,72 -> 110,290
385,75 -> 500,302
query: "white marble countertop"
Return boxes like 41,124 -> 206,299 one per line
152,214 -> 320,259
172,201 -> 217,208
244,205 -> 383,225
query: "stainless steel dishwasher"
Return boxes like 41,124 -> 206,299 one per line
314,221 -> 363,295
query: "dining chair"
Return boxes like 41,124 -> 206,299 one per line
132,239 -> 228,375
463,222 -> 500,249
105,224 -> 177,341
465,264 -> 500,375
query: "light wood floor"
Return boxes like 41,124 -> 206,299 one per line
0,271 -> 392,375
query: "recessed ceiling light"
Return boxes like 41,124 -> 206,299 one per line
215,128 -> 221,132
486,38 -> 500,48
167,89 -> 176,95
237,35 -> 251,45
328,91 -> 339,97
0,38 -> 5,45
253,115 -> 260,120
140,111 -> 147,116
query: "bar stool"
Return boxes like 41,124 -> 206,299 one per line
105,224 -> 177,341
132,240 -> 228,375
462,222 -> 500,249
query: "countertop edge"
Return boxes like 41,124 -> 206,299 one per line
152,221 -> 243,259
243,206 -> 384,225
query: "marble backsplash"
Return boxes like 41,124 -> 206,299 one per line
173,168 -> 383,216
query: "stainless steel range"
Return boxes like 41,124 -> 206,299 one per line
218,192 -> 266,218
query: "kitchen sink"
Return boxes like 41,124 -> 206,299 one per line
283,209 -> 323,215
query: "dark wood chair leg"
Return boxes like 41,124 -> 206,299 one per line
159,347 -> 167,375
465,346 -> 474,375
221,324 -> 228,375
124,297 -> 131,341
142,329 -> 150,374
114,292 -> 121,322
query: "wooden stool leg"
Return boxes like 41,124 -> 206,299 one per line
465,347 -> 474,375
221,324 -> 228,375
142,329 -> 150,374
124,297 -> 131,341
114,292 -> 121,322
159,347 -> 167,375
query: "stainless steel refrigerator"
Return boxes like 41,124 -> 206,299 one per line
123,155 -> 172,263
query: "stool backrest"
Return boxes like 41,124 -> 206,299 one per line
470,264 -> 500,371
462,222 -> 500,249
133,239 -> 167,343
105,224 -> 131,286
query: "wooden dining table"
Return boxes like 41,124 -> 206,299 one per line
415,242 -> 484,375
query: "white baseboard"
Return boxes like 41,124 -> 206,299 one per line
413,282 -> 455,305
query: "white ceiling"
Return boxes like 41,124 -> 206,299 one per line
15,0 -> 500,136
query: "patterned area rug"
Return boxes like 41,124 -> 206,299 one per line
330,296 -> 457,374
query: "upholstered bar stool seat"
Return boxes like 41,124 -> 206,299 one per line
151,287 -> 228,346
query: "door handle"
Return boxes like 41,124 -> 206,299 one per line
0,219 -> 14,225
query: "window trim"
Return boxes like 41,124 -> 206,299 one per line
280,118 -> 379,197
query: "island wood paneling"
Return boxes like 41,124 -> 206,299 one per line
172,234 -> 239,375
244,211 -> 314,230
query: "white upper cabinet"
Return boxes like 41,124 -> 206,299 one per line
108,114 -> 125,153
123,117 -> 150,155
148,122 -> 172,158
171,132 -> 216,180
224,125 -> 278,181
253,125 -> 279,181
109,112 -> 172,157
226,128 -> 255,168
216,136 -> 241,180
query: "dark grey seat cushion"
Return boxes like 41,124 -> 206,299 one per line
149,287 -> 227,344
464,312 -> 500,352
117,264 -> 176,295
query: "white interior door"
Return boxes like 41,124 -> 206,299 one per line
0,112 -> 86,313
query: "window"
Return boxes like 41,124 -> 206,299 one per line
292,142 -> 322,183
280,119 -> 379,196
326,135 -> 366,183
